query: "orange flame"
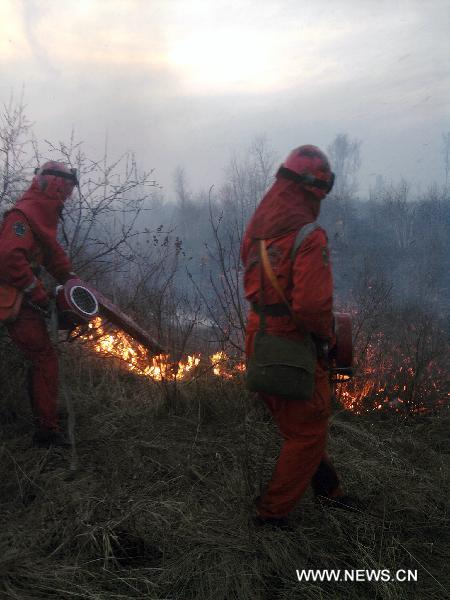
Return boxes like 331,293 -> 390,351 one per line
80,318 -> 447,414
82,318 -> 245,382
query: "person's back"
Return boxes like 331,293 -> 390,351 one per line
241,166 -> 334,345
242,145 -> 358,527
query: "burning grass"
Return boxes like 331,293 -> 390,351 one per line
78,317 -> 245,382
77,315 -> 449,415
0,343 -> 449,599
341,308 -> 449,414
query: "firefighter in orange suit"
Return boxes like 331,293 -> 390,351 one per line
241,145 -> 358,526
0,161 -> 77,447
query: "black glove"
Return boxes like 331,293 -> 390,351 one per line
26,283 -> 51,317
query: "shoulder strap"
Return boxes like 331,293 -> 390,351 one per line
259,240 -> 289,307
290,222 -> 320,261
259,240 -> 305,332
259,223 -> 320,330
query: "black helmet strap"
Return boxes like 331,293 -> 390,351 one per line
277,166 -> 334,193
34,167 -> 79,186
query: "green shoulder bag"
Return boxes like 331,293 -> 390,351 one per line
246,239 -> 316,400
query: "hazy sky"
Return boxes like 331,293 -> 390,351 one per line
1,0 -> 448,196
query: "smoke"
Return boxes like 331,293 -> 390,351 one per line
20,0 -> 58,74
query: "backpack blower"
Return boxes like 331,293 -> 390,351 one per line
329,312 -> 353,381
55,278 -> 164,354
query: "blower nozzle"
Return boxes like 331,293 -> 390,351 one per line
330,312 -> 353,380
55,278 -> 164,355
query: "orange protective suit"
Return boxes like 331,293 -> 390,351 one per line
0,168 -> 74,433
241,170 -> 342,519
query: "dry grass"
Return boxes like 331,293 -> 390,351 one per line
0,339 -> 449,600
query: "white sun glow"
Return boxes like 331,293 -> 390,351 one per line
167,29 -> 277,93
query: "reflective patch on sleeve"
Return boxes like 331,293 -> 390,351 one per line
322,246 -> 329,266
13,221 -> 27,237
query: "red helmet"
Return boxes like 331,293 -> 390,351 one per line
278,145 -> 334,199
34,161 -> 78,202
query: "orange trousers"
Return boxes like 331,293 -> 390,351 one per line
7,305 -> 59,431
256,362 -> 343,518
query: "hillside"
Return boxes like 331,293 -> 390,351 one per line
1,347 -> 449,600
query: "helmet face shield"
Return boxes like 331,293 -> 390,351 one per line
34,166 -> 79,187
325,171 -> 335,193
34,161 -> 79,202
279,145 -> 334,199
277,165 -> 335,196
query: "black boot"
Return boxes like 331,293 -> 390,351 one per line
32,430 -> 70,449
311,459 -> 341,497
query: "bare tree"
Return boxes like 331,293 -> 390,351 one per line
188,138 -> 277,353
220,135 -> 277,235
191,192 -> 247,353
327,133 -> 361,200
36,133 -> 160,284
442,132 -> 450,192
324,133 -> 361,246
0,95 -> 35,211
173,166 -> 192,209
380,180 -> 416,250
